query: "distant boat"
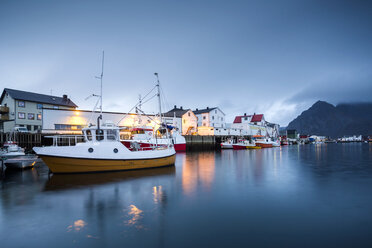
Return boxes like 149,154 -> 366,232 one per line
221,139 -> 234,149
232,139 -> 261,150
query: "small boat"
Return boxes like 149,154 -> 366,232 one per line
33,120 -> 176,174
4,155 -> 37,169
0,141 -> 25,158
232,139 -> 261,150
255,138 -> 273,148
221,139 -> 234,149
1,141 -> 37,169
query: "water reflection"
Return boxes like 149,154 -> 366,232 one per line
67,219 -> 87,232
1,145 -> 372,248
44,166 -> 175,191
125,204 -> 143,228
181,152 -> 215,195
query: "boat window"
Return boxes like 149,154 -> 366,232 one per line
96,129 -> 104,141
86,130 -> 92,141
131,130 -> 145,135
107,129 -> 117,140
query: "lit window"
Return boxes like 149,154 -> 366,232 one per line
28,113 -> 35,120
37,114 -> 42,120
18,112 -> 25,119
37,103 -> 43,109
18,101 -> 25,107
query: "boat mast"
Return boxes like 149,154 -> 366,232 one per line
154,72 -> 162,123
95,51 -> 104,115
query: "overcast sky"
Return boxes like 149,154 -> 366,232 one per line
1,0 -> 371,126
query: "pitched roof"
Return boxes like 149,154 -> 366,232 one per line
163,107 -> 189,118
193,107 -> 217,114
251,114 -> 263,122
233,114 -> 252,123
1,88 -> 78,108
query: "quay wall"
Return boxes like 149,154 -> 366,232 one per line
1,133 -> 250,152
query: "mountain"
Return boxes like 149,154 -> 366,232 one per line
287,101 -> 372,137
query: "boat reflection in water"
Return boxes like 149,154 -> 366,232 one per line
44,165 -> 176,191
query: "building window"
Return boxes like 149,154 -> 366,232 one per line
212,116 -> 214,120
203,116 -> 206,120
215,110 -> 217,114
28,113 -> 35,120
18,101 -> 25,107
18,112 -> 25,119
183,119 -> 186,124
37,103 -> 43,109
53,106 -> 59,109
221,117 -> 223,121
27,125 -> 31,131
55,124 -> 84,130
34,125 -> 40,131
37,114 -> 42,120
188,112 -> 190,117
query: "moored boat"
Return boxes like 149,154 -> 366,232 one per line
33,120 -> 176,173
255,138 -> 273,148
232,139 -> 261,150
221,139 -> 234,149
121,126 -> 186,152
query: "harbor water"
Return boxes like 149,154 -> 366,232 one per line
1,143 -> 372,247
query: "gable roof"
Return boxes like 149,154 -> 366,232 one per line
1,88 -> 78,108
251,114 -> 264,122
193,107 -> 218,115
233,114 -> 252,123
163,107 -> 189,118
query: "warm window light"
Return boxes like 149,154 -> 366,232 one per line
75,111 -> 79,116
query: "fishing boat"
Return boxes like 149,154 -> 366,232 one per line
232,139 -> 261,150
221,139 -> 234,149
33,120 -> 176,173
121,126 -> 186,152
255,138 -> 273,148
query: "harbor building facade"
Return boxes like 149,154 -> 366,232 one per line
0,88 -> 77,132
193,107 -> 226,128
231,113 -> 279,138
163,106 -> 197,135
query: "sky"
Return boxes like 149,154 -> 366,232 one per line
1,0 -> 371,126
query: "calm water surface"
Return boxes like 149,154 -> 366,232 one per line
1,143 -> 372,248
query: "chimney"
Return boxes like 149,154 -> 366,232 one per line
206,106 -> 209,109
63,94 -> 68,100
244,113 -> 246,116
180,106 -> 183,110
196,108 -> 198,111
174,105 -> 177,109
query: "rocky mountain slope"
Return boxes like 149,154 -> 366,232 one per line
287,101 -> 372,137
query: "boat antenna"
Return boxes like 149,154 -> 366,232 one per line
154,72 -> 162,123
95,51 -> 104,115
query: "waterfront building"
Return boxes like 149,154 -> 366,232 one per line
0,88 -> 77,133
193,107 -> 226,128
163,106 -> 197,135
231,113 -> 279,138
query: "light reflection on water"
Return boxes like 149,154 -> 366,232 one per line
1,143 -> 372,247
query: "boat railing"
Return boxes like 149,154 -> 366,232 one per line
45,135 -> 86,147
